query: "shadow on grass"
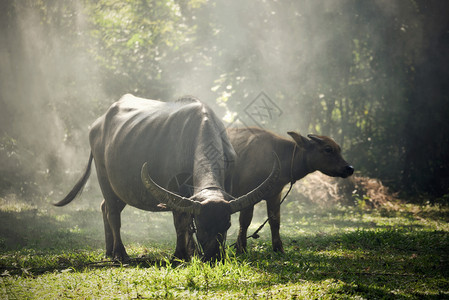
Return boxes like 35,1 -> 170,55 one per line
0,255 -> 174,276
1,200 -> 448,298
0,201 -> 178,275
0,200 -> 177,252
242,227 -> 449,299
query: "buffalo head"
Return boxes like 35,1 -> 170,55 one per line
141,153 -> 280,260
288,132 -> 354,179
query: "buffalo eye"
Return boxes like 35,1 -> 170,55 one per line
324,146 -> 333,154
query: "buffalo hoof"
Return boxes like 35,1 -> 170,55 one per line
235,245 -> 247,254
112,249 -> 130,262
272,244 -> 285,253
172,251 -> 191,262
115,254 -> 130,262
234,239 -> 248,254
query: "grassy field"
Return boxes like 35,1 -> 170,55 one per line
0,193 -> 448,299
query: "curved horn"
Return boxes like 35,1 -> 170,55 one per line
141,162 -> 201,215
229,152 -> 281,213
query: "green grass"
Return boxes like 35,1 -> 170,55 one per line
1,195 -> 448,299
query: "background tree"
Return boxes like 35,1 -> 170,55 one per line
0,0 -> 448,202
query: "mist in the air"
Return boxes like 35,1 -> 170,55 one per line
1,0 -> 448,242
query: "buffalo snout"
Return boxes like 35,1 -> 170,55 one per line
342,165 -> 354,178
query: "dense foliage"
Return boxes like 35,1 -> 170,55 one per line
0,0 -> 448,200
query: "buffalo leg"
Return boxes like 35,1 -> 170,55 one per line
103,198 -> 128,261
172,211 -> 194,260
96,172 -> 129,261
266,193 -> 284,252
236,205 -> 254,253
101,200 -> 113,257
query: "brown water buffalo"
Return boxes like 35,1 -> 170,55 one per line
227,127 -> 354,253
54,95 -> 280,261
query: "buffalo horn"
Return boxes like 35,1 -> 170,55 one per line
307,134 -> 324,143
229,152 -> 281,213
141,162 -> 202,215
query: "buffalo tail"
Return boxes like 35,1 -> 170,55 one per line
53,152 -> 93,206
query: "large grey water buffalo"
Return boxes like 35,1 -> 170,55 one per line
227,127 -> 354,253
54,95 -> 280,261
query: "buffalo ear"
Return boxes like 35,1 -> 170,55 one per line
287,131 -> 310,149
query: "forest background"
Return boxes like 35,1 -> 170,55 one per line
1,0 -> 448,203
